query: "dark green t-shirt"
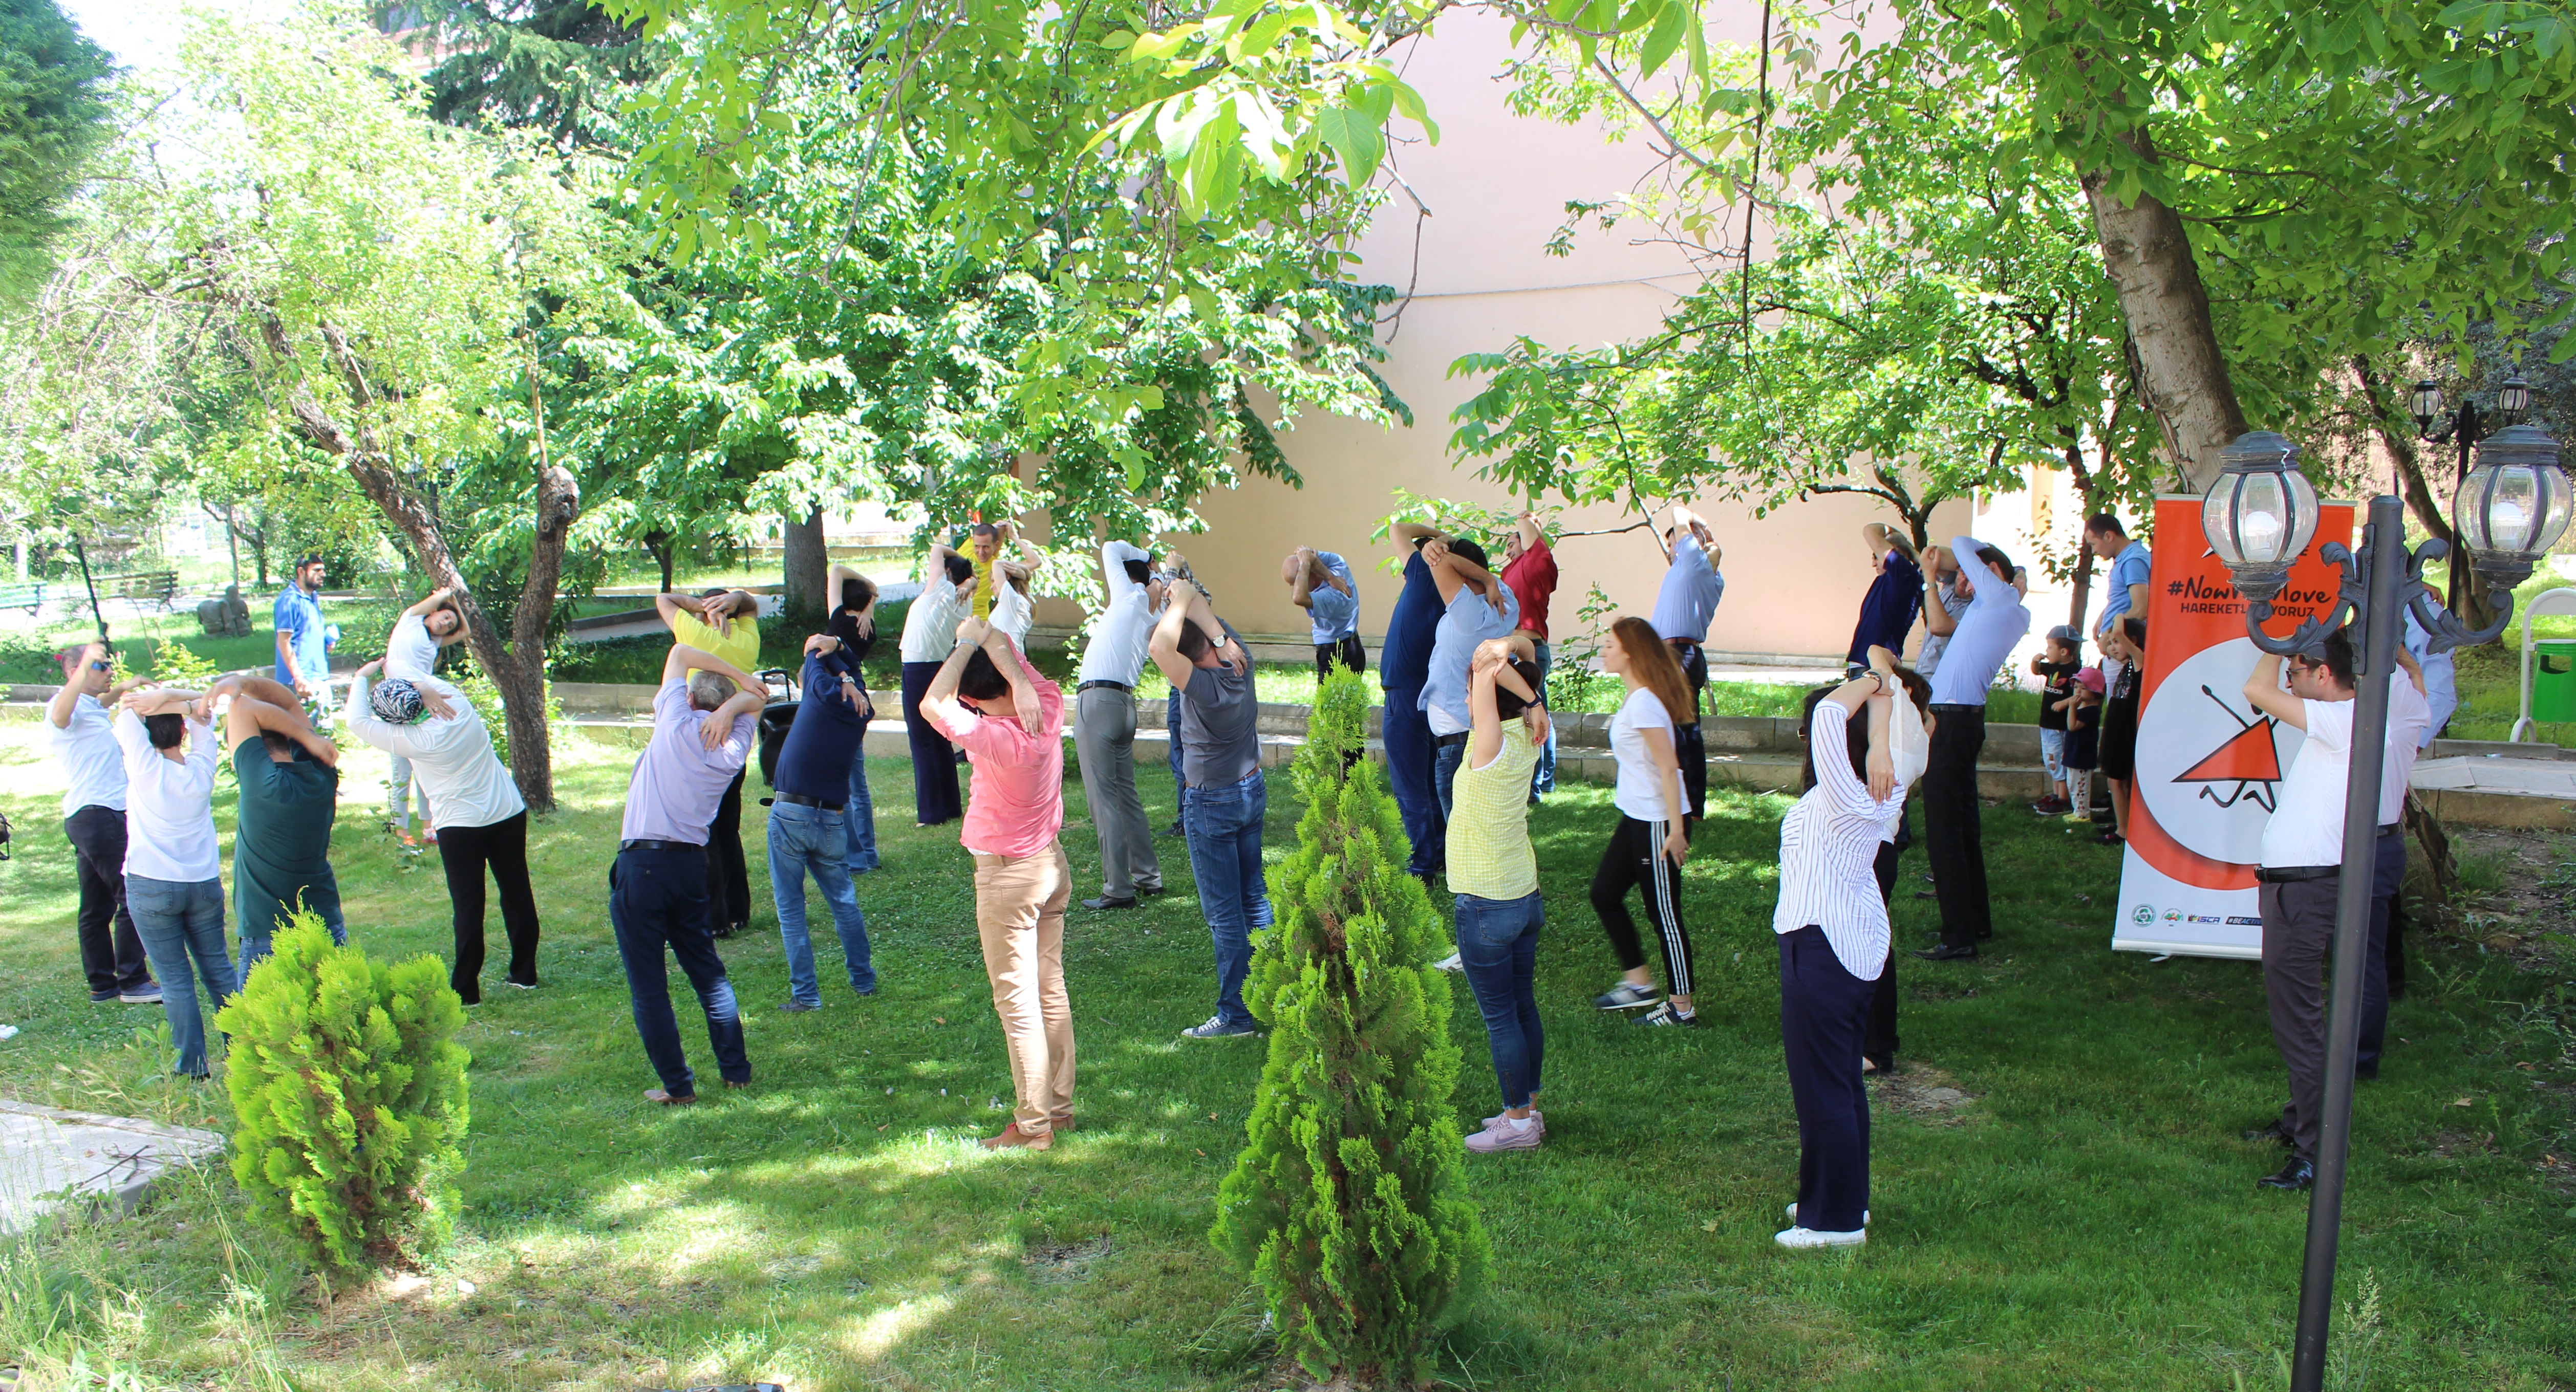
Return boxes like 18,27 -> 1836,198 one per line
232,739 -> 345,945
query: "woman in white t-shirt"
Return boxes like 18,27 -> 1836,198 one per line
1589,616 -> 1702,1027
383,586 -> 468,846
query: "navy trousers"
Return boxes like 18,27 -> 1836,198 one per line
608,845 -> 750,1097
1780,925 -> 1873,1234
1381,683 -> 1441,878
900,661 -> 962,825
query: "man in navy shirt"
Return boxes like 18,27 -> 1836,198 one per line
765,634 -> 878,1011
1848,524 -> 1924,672
1383,523 -> 1454,881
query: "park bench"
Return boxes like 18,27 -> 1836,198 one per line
0,581 -> 44,616
95,571 -> 180,614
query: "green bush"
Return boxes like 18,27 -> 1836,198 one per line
1213,670 -> 1489,1387
216,910 -> 469,1272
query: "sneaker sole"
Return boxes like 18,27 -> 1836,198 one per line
1595,998 -> 1661,1012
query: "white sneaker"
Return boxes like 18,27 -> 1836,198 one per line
1774,1225 -> 1867,1250
1483,1108 -> 1544,1135
1784,1203 -> 1868,1225
1431,952 -> 1464,973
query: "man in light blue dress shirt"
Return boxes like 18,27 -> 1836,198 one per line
1284,546 -> 1363,681
1914,537 -> 2030,962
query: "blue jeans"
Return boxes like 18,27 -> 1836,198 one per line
1434,736 -> 1466,821
1382,684 -> 1441,878
1457,891 -> 1544,1108
1531,640 -> 1557,797
126,875 -> 235,1077
608,845 -> 750,1096
768,801 -> 876,1006
1167,687 -> 1184,790
1183,769 -> 1272,1026
844,735 -> 879,874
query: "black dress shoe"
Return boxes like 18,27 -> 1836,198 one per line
2242,1119 -> 2291,1146
1082,895 -> 1140,911
1162,819 -> 1185,838
1974,927 -> 1994,942
1913,889 -> 1938,900
1136,883 -> 1169,897
2258,1158 -> 2315,1191
1912,943 -> 1979,962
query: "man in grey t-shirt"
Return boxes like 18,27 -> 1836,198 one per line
1149,577 -> 1271,1040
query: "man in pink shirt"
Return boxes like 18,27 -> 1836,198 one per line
919,615 -> 1074,1151
1498,509 -> 1560,797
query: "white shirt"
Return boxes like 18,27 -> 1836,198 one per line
1925,537 -> 2032,706
50,693 -> 127,816
1609,686 -> 1678,822
2261,698 -> 2353,869
113,709 -> 221,884
1774,702 -> 1903,978
899,576 -> 974,663
343,673 -> 526,831
385,613 -> 440,681
991,576 -> 1034,649
1079,541 -> 1158,687
2377,671 -> 2432,826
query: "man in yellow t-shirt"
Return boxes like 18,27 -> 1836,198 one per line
655,587 -> 765,938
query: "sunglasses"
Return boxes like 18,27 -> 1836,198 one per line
89,660 -> 112,672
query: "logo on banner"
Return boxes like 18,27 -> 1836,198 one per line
2134,638 -> 2307,866
2131,904 -> 2155,925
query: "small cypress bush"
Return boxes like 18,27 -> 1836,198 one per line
1214,670 -> 1490,1387
217,910 -> 470,1272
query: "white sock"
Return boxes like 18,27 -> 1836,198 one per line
1502,1114 -> 1535,1132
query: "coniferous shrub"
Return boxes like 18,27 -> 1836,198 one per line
1214,670 -> 1489,1387
217,910 -> 470,1272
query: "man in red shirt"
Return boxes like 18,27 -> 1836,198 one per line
920,616 -> 1075,1151
1499,510 -> 1561,798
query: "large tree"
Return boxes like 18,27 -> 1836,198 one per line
0,0 -> 111,309
63,4 -> 622,808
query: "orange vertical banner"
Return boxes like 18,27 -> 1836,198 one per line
2114,495 -> 2356,959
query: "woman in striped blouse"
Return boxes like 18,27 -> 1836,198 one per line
1775,644 -> 1930,1249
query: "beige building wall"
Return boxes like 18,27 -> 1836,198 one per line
1091,10 -> 1971,659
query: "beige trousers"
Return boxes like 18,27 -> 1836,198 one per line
973,841 -> 1075,1135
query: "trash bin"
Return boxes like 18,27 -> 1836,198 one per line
2535,639 -> 2576,723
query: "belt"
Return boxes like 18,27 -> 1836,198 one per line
1434,731 -> 1471,748
1666,637 -> 1702,648
2256,864 -> 2339,884
2379,823 -> 2401,837
620,838 -> 701,854
774,792 -> 845,812
1076,680 -> 1132,694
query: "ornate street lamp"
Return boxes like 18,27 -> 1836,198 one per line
2200,421 -> 2570,1392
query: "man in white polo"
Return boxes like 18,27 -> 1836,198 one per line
48,642 -> 158,1005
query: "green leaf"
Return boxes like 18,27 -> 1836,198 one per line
1316,105 -> 1384,185
1640,1 -> 1689,78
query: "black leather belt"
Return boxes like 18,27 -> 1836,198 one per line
1077,680 -> 1131,694
775,792 -> 845,812
1435,731 -> 1471,749
2379,823 -> 2402,837
1929,703 -> 1982,712
2256,864 -> 2339,883
620,838 -> 701,854
1666,638 -> 1701,648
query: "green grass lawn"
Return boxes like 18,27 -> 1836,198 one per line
2,715 -> 2569,1390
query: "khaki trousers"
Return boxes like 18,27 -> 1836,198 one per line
974,842 -> 1075,1135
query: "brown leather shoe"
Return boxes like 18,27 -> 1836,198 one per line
980,1122 -> 1053,1151
645,1089 -> 696,1106
725,1079 -> 749,1089
1048,1114 -> 1076,1133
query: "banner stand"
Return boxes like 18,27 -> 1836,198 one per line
2112,496 -> 2356,959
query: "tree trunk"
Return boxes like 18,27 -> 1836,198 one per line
2080,134 -> 2249,492
2060,436 -> 2096,631
645,530 -> 676,593
257,313 -> 572,810
782,508 -> 827,618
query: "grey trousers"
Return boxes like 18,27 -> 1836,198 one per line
1076,686 -> 1162,899
2259,876 -> 2343,1163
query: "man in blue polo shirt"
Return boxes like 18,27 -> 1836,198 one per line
272,556 -> 335,727
766,633 -> 878,1013
2085,514 -> 2152,667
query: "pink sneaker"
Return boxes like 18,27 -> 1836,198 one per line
1480,1108 -> 1544,1136
1465,1117 -> 1542,1154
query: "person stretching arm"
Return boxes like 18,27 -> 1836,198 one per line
1147,577 -> 1243,691
922,617 -> 1043,735
663,644 -> 765,751
201,672 -> 342,767
50,643 -> 149,730
1467,636 -> 1549,769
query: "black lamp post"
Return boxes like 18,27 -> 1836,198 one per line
2200,424 -> 2570,1392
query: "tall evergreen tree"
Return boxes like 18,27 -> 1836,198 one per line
0,0 -> 111,307
407,1 -> 653,148
1215,671 -> 1489,1388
